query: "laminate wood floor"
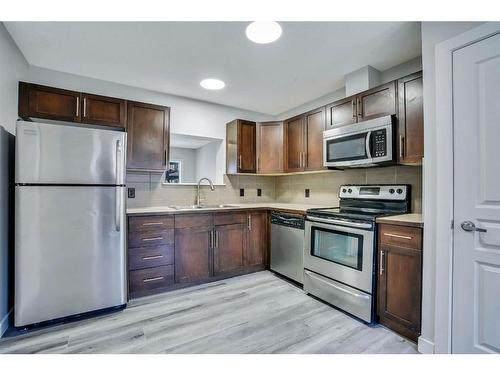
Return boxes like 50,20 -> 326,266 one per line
0,271 -> 418,354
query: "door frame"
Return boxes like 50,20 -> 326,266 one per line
429,22 -> 500,354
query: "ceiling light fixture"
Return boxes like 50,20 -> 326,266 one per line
200,78 -> 225,90
246,21 -> 282,44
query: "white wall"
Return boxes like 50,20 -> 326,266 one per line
274,57 -> 422,120
195,140 -> 223,184
25,66 -> 271,140
419,21 -> 484,354
0,23 -> 28,134
0,23 -> 28,337
169,147 -> 197,183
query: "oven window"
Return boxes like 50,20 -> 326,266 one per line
326,132 -> 367,162
310,227 -> 363,271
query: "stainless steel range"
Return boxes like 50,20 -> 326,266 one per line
303,184 -> 410,323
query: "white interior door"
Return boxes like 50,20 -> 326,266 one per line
452,32 -> 500,353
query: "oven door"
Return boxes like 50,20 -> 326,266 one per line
304,217 -> 375,293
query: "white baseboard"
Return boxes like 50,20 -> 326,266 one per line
418,336 -> 435,354
0,308 -> 13,338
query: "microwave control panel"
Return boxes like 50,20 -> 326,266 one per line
371,129 -> 387,157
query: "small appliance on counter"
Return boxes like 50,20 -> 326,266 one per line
323,115 -> 396,168
15,120 -> 128,327
303,184 -> 410,323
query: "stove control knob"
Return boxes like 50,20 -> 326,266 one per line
347,188 -> 352,193
389,188 -> 395,194
397,188 -> 403,194
342,188 -> 347,193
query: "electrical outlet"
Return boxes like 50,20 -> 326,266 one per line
305,188 -> 310,198
257,188 -> 262,197
240,188 -> 244,197
128,188 -> 136,199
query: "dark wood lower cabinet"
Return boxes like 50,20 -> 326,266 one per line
213,223 -> 246,277
128,210 -> 269,299
174,226 -> 212,284
377,223 -> 423,341
245,211 -> 267,269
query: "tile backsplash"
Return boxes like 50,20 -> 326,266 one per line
127,165 -> 422,213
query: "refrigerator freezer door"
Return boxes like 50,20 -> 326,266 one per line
15,121 -> 126,185
15,185 -> 127,326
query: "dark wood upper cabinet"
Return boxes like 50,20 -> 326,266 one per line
256,121 -> 283,174
284,115 -> 305,173
398,71 -> 424,165
126,101 -> 170,171
226,119 -> 256,174
377,223 -> 422,342
245,211 -> 268,269
19,82 -> 81,123
357,81 -> 397,121
213,223 -> 246,277
174,226 -> 212,284
81,93 -> 126,128
326,97 -> 357,129
304,107 -> 326,171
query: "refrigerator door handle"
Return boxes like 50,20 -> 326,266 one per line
115,139 -> 122,185
115,186 -> 121,232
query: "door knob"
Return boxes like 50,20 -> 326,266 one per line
461,221 -> 487,233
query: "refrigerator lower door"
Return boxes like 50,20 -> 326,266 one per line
16,120 -> 126,185
15,186 -> 127,327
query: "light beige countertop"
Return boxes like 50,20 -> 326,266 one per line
376,213 -> 424,228
127,203 -> 325,216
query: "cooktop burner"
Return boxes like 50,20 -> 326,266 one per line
306,184 -> 411,223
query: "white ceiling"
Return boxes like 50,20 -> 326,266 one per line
5,22 -> 422,115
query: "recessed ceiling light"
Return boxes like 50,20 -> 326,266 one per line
200,78 -> 225,90
246,21 -> 282,44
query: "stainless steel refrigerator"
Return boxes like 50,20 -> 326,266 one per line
15,120 -> 127,327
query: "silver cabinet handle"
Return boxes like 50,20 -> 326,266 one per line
209,230 -> 214,248
215,230 -> 218,248
76,96 -> 79,117
142,222 -> 164,227
461,221 -> 487,233
358,98 -> 363,118
83,97 -> 87,117
142,237 -> 163,242
142,255 -> 164,260
143,276 -> 164,283
384,233 -> 412,240
238,155 -> 242,169
247,214 -> 252,231
380,250 -> 385,275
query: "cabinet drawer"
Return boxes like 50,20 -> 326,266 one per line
128,215 -> 174,233
175,213 -> 213,228
128,245 -> 174,271
129,265 -> 174,294
128,229 -> 174,248
379,224 -> 422,249
214,211 -> 247,226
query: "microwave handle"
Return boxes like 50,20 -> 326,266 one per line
365,131 -> 372,159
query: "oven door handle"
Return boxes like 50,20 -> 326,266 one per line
304,270 -> 370,300
306,215 -> 373,229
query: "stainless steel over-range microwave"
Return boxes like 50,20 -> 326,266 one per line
323,115 -> 396,168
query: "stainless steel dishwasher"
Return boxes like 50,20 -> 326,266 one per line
270,211 -> 305,284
